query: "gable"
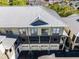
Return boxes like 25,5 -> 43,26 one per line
30,18 -> 48,26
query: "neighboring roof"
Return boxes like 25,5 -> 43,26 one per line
0,44 -> 5,54
0,36 -> 6,42
2,38 -> 16,49
0,36 -> 6,54
0,6 -> 66,28
62,14 -> 79,35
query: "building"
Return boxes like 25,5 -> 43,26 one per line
28,0 -> 63,5
69,0 -> 79,9
0,0 -> 63,6
62,14 -> 79,50
0,6 -> 69,59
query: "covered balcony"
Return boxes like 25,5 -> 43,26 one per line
20,35 -> 61,44
18,27 -> 67,45
0,27 -> 68,51
0,27 -> 68,44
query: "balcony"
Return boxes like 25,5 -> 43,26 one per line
20,34 -> 62,44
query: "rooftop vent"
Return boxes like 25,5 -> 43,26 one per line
76,19 -> 79,22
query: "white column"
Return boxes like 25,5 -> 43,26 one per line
38,27 -> 41,35
28,28 -> 31,36
48,27 -> 51,35
38,27 -> 41,43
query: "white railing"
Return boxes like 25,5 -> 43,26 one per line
18,44 -> 59,51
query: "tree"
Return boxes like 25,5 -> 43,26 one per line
48,3 -> 62,13
60,6 -> 74,17
48,3 -> 75,17
13,0 -> 28,6
0,0 -> 9,6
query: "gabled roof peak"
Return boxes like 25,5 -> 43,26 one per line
30,17 -> 48,26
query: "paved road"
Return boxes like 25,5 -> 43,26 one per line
38,55 -> 79,59
18,51 -> 79,59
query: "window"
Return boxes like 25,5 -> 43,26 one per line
56,28 -> 60,33
41,28 -> 49,36
0,29 -> 6,34
12,29 -> 19,35
19,29 -> 26,35
5,29 -> 13,34
30,28 -> 38,36
52,28 -> 60,34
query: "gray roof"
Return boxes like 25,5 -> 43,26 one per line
2,37 -> 16,49
62,14 -> 79,35
0,6 -> 66,28
0,36 -> 6,42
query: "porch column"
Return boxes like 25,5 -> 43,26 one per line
49,27 -> 52,50
38,27 -> 41,43
27,28 -> 31,51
